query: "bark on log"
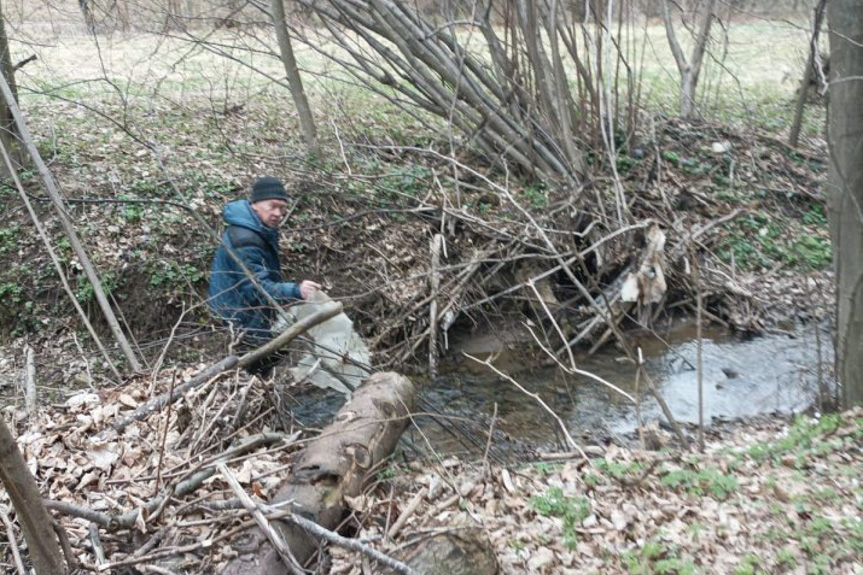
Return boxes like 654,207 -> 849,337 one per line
222,372 -> 416,575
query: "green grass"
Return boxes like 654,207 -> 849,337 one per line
595,458 -> 645,479
733,554 -> 767,575
75,271 -> 118,304
745,414 -> 853,466
530,487 -> 592,550
659,466 -> 738,500
717,210 -> 831,272
14,17 -> 817,133
533,462 -> 562,476
622,541 -> 698,575
776,548 -> 798,570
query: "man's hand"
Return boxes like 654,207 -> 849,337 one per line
299,280 -> 322,300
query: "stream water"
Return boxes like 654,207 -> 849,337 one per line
287,322 -> 833,455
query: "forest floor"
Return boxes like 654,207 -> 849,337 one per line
332,409 -> 863,575
4,368 -> 861,575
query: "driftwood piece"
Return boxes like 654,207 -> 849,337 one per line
222,372 -> 417,575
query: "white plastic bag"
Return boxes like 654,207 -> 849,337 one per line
273,291 -> 371,395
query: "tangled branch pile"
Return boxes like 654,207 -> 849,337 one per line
305,117 -> 831,368
3,367 -> 307,572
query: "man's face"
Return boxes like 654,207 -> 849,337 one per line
252,199 -> 288,228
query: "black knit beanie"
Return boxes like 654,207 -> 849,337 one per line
251,176 -> 288,203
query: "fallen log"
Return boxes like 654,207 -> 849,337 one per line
222,371 -> 416,575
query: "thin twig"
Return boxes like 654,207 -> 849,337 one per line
387,487 -> 426,540
524,323 -> 636,404
692,238 -> 705,453
642,371 -> 688,447
23,346 -> 36,418
148,305 -> 188,396
0,506 -> 27,575
635,348 -> 645,449
481,402 -> 498,478
52,519 -> 77,571
88,523 -> 106,566
464,353 -> 586,460
428,233 -> 443,378
528,279 -> 577,371
89,517 -> 262,571
216,463 -> 306,575
259,503 -> 423,575
155,371 -> 178,495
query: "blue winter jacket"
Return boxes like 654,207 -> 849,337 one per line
207,200 -> 301,340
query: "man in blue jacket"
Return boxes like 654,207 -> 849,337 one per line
208,176 -> 320,375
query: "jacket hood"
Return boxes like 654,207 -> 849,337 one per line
223,199 -> 281,241
223,199 -> 263,231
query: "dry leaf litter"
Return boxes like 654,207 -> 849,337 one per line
1,363 -> 861,575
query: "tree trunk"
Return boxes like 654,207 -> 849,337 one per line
789,0 -> 827,148
0,0 -> 19,178
828,0 -> 863,408
115,0 -> 131,32
78,0 -> 97,34
0,417 -> 67,574
270,0 -> 319,159
680,69 -> 695,119
222,372 -> 416,575
0,73 -> 143,373
662,0 -> 715,119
